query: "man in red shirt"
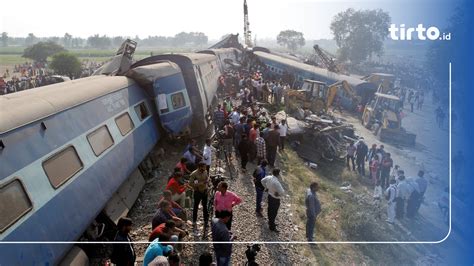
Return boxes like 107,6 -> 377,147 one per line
213,181 -> 242,230
248,124 -> 259,162
165,172 -> 188,206
149,220 -> 186,242
176,157 -> 191,175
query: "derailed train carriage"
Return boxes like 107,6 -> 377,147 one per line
252,49 -> 378,110
0,49 -> 231,264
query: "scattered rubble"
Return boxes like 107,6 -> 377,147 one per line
276,110 -> 356,163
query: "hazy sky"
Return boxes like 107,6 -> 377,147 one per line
0,0 -> 457,40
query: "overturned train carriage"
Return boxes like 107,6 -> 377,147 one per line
0,50 -> 225,265
132,53 -> 222,137
198,48 -> 242,72
253,50 -> 377,109
0,76 -> 160,265
126,61 -> 193,136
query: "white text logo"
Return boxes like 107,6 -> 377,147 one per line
388,24 -> 451,41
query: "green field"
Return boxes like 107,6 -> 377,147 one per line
0,46 -> 196,70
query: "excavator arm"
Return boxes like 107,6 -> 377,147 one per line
326,80 -> 360,109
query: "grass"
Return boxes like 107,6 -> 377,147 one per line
0,46 -> 196,70
278,146 -> 431,265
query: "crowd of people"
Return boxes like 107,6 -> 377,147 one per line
106,67 -> 434,265
0,60 -> 103,95
107,69 -> 324,265
345,139 -> 429,224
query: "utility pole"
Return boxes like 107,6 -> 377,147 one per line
243,0 -> 253,47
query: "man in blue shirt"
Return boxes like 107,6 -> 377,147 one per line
253,160 -> 268,217
211,210 -> 234,266
305,182 -> 321,242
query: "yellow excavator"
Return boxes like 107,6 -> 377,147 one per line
285,79 -> 361,114
326,80 -> 361,110
362,73 -> 396,94
362,92 -> 416,146
285,79 -> 328,114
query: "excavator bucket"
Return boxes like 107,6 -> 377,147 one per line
379,128 -> 416,146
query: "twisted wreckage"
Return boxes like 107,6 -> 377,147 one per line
276,110 -> 356,163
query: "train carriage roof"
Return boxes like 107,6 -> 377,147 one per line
126,61 -> 182,86
0,76 -> 134,134
133,53 -> 218,69
254,51 -> 369,88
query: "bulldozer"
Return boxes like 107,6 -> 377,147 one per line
285,79 -> 361,115
285,79 -> 328,115
362,92 -> 416,146
326,80 -> 361,111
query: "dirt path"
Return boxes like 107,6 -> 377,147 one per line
126,140 -> 313,265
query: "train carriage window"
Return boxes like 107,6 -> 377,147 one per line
115,112 -> 134,136
171,92 -> 186,109
134,102 -> 150,121
87,125 -> 114,156
0,179 -> 32,233
43,146 -> 83,189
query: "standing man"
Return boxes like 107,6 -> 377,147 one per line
255,132 -> 267,165
346,141 -> 356,171
305,182 -> 321,241
407,170 -> 428,217
110,217 -> 136,266
380,153 -> 393,189
223,121 -> 235,159
213,104 -> 225,131
189,162 -> 210,230
266,125 -> 280,167
253,160 -> 268,217
395,172 -> 412,219
203,138 -> 213,174
385,179 -> 397,224
211,210 -> 234,266
238,134 -> 251,172
279,119 -> 288,151
356,139 -> 368,176
248,124 -> 259,162
261,169 -> 285,232
214,181 -> 242,230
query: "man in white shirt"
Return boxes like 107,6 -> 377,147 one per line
278,119 -> 288,151
203,138 -> 213,174
385,179 -> 397,224
261,168 -> 285,232
230,107 -> 240,125
395,172 -> 413,219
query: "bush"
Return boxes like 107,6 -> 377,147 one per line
341,204 -> 378,240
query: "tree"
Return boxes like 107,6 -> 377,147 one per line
276,30 -> 305,51
50,52 -> 82,79
25,33 -> 38,46
63,33 -> 73,48
112,36 -> 125,47
87,34 -> 112,49
1,32 -> 8,47
330,8 -> 390,64
23,41 -> 66,62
